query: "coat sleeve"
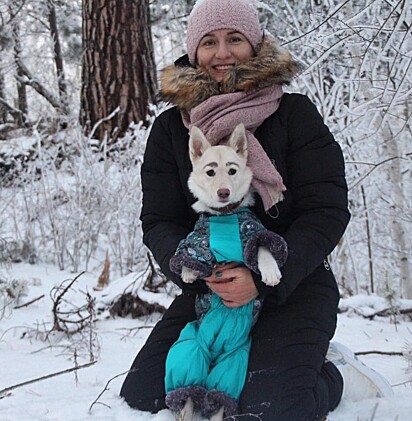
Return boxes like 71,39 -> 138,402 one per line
140,111 -> 207,293
256,95 -> 350,303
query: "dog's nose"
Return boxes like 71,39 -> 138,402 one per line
217,188 -> 230,199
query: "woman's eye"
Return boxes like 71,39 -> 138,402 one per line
228,168 -> 237,175
201,39 -> 215,47
206,169 -> 215,177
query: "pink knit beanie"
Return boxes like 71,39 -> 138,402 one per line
186,0 -> 262,65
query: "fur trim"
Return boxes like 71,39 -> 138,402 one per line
165,385 -> 208,412
169,254 -> 212,279
244,230 -> 288,274
160,34 -> 300,110
201,390 -> 238,418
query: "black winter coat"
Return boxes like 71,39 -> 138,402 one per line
140,93 -> 350,305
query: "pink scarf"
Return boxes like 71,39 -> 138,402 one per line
182,85 -> 286,211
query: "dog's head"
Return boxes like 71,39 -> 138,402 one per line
188,124 -> 254,214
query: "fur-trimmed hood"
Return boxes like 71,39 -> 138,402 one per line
160,34 -> 300,110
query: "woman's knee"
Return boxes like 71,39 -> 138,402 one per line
238,365 -> 319,420
237,360 -> 342,420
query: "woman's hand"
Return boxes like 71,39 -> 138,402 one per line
204,263 -> 258,308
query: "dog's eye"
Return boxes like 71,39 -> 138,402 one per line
206,169 -> 215,177
228,168 -> 237,175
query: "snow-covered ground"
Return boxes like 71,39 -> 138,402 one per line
1,264 -> 411,421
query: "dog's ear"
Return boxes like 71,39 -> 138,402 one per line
189,126 -> 210,162
228,123 -> 248,159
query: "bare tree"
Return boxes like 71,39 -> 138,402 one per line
47,0 -> 68,113
0,0 -> 73,128
260,0 -> 411,298
80,0 -> 157,142
0,62 -> 8,124
9,5 -> 28,126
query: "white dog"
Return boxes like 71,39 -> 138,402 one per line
166,124 -> 288,421
182,123 -> 282,286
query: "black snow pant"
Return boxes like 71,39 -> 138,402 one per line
120,266 -> 343,421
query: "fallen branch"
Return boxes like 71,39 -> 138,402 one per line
0,360 -> 97,396
109,292 -> 166,318
51,272 -> 91,334
14,294 -> 45,309
340,306 -> 412,320
355,350 -> 404,356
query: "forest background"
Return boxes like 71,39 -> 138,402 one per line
1,0 -> 410,300
0,1 -> 411,419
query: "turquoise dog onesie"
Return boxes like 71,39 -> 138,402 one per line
166,208 -> 288,418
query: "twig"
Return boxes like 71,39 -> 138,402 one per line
282,0 -> 351,46
224,412 -> 263,420
392,379 -> 412,388
115,326 -> 155,332
348,156 -> 407,190
0,96 -> 25,118
0,360 -> 97,396
14,294 -> 45,309
89,369 -> 132,413
143,252 -> 168,292
0,392 -> 12,400
115,325 -> 155,338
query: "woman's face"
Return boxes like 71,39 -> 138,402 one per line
196,29 -> 254,81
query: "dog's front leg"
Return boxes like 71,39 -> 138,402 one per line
181,266 -> 200,283
257,246 -> 282,286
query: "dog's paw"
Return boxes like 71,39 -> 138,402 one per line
258,247 -> 282,286
181,266 -> 199,283
173,397 -> 194,421
209,406 -> 224,421
260,267 -> 281,287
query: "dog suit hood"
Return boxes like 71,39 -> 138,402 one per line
160,34 -> 300,110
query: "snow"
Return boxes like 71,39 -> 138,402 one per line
0,136 -> 36,159
1,263 -> 412,421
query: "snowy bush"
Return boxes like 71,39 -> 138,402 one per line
0,118 -> 153,276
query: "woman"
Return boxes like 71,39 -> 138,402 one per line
120,1 -> 392,420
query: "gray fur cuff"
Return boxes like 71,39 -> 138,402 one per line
169,254 -> 212,279
244,230 -> 288,274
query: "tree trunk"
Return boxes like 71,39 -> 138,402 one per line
0,66 -> 7,124
80,0 -> 157,142
47,0 -> 68,113
10,15 -> 28,126
384,121 -> 411,298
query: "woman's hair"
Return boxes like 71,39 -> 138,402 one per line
186,0 -> 262,65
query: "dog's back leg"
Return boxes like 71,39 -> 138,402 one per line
173,397 -> 194,421
209,406 -> 224,421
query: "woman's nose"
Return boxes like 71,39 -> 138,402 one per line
215,42 -> 231,59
